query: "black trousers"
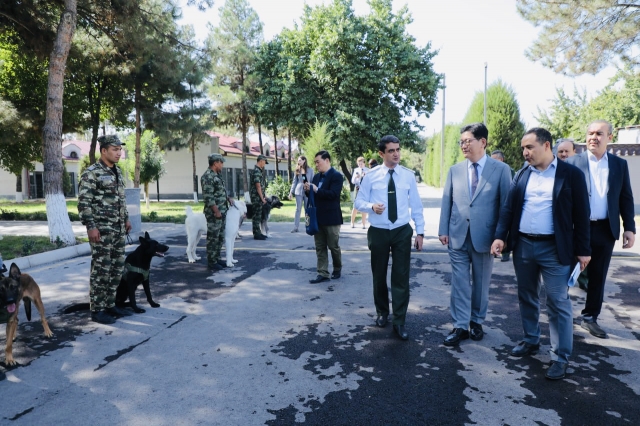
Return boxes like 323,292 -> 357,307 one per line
582,220 -> 616,321
367,223 -> 413,325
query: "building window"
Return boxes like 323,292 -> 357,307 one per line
69,151 -> 78,159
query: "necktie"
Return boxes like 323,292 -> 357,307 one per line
471,163 -> 479,198
388,169 -> 397,223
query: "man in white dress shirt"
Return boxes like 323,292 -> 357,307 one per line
355,135 -> 424,340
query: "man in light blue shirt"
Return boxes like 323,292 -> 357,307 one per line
492,127 -> 591,380
355,135 -> 424,340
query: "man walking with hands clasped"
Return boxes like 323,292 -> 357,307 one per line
355,135 -> 424,340
439,123 -> 512,346
567,120 -> 636,338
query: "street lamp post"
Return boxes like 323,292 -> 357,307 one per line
484,62 -> 487,125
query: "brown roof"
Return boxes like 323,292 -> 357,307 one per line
206,131 -> 292,159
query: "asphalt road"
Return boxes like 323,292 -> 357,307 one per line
1,195 -> 639,425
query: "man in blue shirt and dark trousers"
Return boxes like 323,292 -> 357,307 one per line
492,128 -> 591,380
356,135 -> 425,340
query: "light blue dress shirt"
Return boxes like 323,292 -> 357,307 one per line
519,157 -> 558,235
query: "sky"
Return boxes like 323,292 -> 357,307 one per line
179,0 -> 616,138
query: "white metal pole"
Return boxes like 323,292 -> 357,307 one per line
440,75 -> 445,188
484,62 -> 487,124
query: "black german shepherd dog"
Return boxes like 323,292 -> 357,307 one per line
115,232 -> 169,314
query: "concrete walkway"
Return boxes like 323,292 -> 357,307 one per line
0,184 -> 639,425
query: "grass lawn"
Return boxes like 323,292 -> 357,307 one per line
0,198 -> 356,223
0,235 -> 88,260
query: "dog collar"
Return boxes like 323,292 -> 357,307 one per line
124,263 -> 150,280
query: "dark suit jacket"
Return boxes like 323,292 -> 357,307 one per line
308,167 -> 344,227
567,152 -> 636,240
495,160 -> 591,265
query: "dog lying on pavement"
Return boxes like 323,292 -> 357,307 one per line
0,263 -> 53,366
115,232 -> 169,314
185,200 -> 247,266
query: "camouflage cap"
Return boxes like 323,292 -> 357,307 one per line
208,153 -> 225,163
257,154 -> 269,164
98,135 -> 124,148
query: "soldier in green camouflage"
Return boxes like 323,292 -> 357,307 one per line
250,154 -> 269,240
201,153 -> 234,271
78,135 -> 133,325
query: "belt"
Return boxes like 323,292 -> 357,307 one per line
519,232 -> 554,241
590,219 -> 608,224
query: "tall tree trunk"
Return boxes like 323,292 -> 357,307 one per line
273,127 -> 279,177
339,159 -> 354,191
134,81 -> 142,188
14,172 -> 23,203
145,182 -> 150,210
191,133 -> 198,202
43,0 -> 77,246
287,129 -> 292,181
241,120 -> 248,193
258,121 -> 263,155
88,74 -> 106,165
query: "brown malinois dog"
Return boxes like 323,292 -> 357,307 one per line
0,263 -> 53,366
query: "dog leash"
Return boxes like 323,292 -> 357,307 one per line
126,233 -> 134,245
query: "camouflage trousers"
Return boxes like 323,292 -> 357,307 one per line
89,232 -> 125,312
251,197 -> 262,236
205,211 -> 226,267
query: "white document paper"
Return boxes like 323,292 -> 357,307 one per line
568,262 -> 581,287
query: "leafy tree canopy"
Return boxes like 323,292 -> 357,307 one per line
537,68 -> 640,141
462,80 -> 526,169
517,0 -> 640,75
261,0 -> 441,164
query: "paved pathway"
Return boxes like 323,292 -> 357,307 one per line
0,184 -> 639,425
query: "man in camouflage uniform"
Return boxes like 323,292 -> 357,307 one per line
201,153 -> 234,271
250,154 -> 269,240
78,135 -> 133,325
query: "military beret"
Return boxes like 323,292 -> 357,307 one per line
98,135 -> 125,148
208,153 -> 225,163
257,154 -> 269,164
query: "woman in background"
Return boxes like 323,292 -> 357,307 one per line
289,156 -> 314,232
350,156 -> 369,229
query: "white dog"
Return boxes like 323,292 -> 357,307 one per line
185,200 -> 247,266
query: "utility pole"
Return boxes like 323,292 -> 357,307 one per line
440,74 -> 445,188
484,62 -> 488,124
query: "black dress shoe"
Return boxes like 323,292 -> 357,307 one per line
331,271 -> 341,279
106,306 -> 133,317
443,328 -> 469,346
581,320 -> 607,338
469,321 -> 484,341
375,315 -> 389,328
545,361 -> 568,380
91,310 -> 116,325
216,260 -> 228,268
254,234 -> 267,240
210,263 -> 223,271
510,341 -> 540,357
309,275 -> 330,284
393,324 -> 409,340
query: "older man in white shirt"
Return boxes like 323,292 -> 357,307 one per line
567,120 -> 636,339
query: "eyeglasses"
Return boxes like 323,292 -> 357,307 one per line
458,138 -> 478,147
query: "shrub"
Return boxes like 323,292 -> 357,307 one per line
22,239 -> 36,256
266,176 -> 291,200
